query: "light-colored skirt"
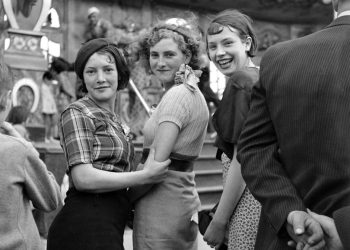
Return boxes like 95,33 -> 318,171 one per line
133,170 -> 200,250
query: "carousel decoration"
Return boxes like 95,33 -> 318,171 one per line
3,0 -> 51,115
3,0 -> 51,70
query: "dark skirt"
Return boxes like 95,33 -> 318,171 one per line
47,188 -> 131,250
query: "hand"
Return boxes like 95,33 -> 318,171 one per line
142,148 -> 170,184
287,210 -> 325,250
0,121 -> 22,138
203,219 -> 226,249
307,209 -> 344,250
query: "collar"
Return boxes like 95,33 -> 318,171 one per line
337,10 -> 350,18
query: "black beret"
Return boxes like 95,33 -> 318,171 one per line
74,38 -> 117,80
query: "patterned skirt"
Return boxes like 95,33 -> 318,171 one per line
221,153 -> 261,250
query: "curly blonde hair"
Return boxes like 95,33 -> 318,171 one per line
137,22 -> 202,71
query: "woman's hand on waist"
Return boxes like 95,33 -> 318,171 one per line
142,148 -> 170,184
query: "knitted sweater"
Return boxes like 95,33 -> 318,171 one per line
0,134 -> 61,250
143,83 -> 209,158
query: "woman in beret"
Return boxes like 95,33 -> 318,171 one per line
47,38 -> 169,250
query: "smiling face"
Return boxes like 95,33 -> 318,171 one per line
207,26 -> 251,77
149,38 -> 190,89
83,52 -> 119,111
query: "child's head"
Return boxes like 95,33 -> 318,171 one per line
43,71 -> 54,84
6,105 -> 30,125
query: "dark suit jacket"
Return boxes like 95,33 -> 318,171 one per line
237,16 -> 350,250
334,206 -> 350,250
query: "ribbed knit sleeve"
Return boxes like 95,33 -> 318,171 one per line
143,84 -> 209,157
157,85 -> 191,129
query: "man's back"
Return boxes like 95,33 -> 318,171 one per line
238,15 -> 350,249
261,16 -> 350,213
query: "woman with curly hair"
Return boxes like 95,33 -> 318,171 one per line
131,21 -> 209,250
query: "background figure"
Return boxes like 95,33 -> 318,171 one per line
131,21 -> 209,250
50,57 -> 76,115
0,60 -> 61,250
203,9 -> 261,250
6,105 -> 30,141
237,0 -> 350,249
41,71 -> 58,143
47,38 -> 169,250
12,0 -> 37,18
197,66 -> 220,135
83,6 -> 114,42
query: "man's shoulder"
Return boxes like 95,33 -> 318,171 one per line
264,35 -> 306,55
261,31 -> 324,66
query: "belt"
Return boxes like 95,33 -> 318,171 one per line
141,148 -> 194,172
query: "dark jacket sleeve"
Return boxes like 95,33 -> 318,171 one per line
333,206 -> 350,250
213,68 -> 259,145
237,55 -> 305,236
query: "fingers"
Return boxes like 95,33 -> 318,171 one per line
296,241 -> 305,250
206,242 -> 218,249
304,215 -> 324,245
145,148 -> 171,168
203,222 -> 226,250
307,209 -> 331,228
308,240 -> 326,250
287,210 -> 324,248
306,225 -> 324,246
214,243 -> 222,249
142,149 -> 170,183
287,240 -> 296,248
288,211 -> 306,235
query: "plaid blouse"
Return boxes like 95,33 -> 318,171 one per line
59,96 -> 135,173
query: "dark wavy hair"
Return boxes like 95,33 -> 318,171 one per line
206,9 -> 258,58
138,22 -> 202,71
